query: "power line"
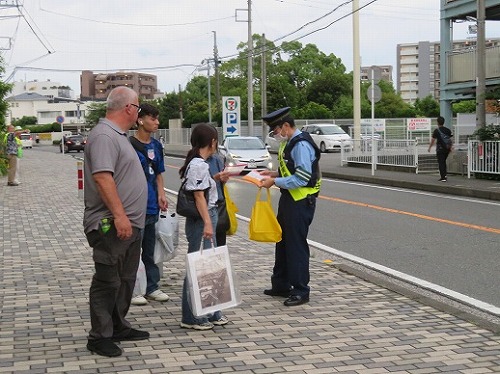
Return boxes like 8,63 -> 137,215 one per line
17,2 -> 54,53
39,6 -> 234,27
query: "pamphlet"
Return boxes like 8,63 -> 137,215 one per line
224,164 -> 246,176
243,170 -> 266,186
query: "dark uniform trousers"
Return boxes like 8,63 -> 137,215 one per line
86,225 -> 142,340
272,191 -> 316,298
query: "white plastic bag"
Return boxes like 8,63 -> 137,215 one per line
133,258 -> 147,297
154,210 -> 179,263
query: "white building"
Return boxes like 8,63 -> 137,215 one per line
11,80 -> 76,100
7,92 -> 89,126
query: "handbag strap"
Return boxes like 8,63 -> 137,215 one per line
199,238 -> 216,255
255,187 -> 271,203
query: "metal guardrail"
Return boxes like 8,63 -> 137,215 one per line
340,139 -> 419,173
468,140 -> 500,178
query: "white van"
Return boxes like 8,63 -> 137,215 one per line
20,133 -> 33,148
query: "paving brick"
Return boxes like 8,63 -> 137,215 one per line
2,149 -> 500,373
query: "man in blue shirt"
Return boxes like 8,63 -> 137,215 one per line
260,107 -> 321,306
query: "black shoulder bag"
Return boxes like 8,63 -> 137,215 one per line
176,166 -> 209,218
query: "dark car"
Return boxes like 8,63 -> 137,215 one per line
60,135 -> 86,153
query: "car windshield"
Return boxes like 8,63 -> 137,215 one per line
228,138 -> 265,150
20,134 -> 31,139
69,136 -> 83,141
319,125 -> 345,135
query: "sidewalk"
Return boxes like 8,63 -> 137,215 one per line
1,149 -> 500,374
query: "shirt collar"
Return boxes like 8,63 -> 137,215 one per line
100,118 -> 127,136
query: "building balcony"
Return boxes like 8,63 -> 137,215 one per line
447,45 -> 500,83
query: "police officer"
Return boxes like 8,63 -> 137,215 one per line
260,107 -> 321,306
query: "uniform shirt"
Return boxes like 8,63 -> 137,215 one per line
83,118 -> 147,233
134,138 -> 165,215
274,129 -> 316,190
184,157 -> 218,209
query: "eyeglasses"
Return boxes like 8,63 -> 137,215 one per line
271,125 -> 283,135
129,103 -> 141,113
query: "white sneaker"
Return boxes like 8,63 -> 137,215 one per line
131,295 -> 148,305
145,289 -> 170,302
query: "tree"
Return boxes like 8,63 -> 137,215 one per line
413,95 -> 440,117
0,56 -> 13,130
155,92 -> 180,129
295,102 -> 332,119
306,68 -> 351,110
85,102 -> 107,125
12,116 -> 37,127
452,100 -> 475,114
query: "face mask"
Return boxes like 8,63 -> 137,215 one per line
274,129 -> 288,143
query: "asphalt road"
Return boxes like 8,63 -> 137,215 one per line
164,155 -> 500,309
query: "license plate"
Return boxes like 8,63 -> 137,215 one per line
75,141 -> 80,145
247,162 -> 257,168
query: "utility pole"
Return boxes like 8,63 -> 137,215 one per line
213,31 -> 221,113
352,0 -> 361,142
476,0 -> 486,129
247,0 -> 254,136
178,84 -> 184,125
261,34 -> 267,140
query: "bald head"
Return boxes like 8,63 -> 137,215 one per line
107,86 -> 138,112
105,86 -> 140,130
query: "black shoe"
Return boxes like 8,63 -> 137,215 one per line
439,178 -> 447,182
87,339 -> 122,357
284,295 -> 309,306
112,328 -> 150,342
264,289 -> 290,297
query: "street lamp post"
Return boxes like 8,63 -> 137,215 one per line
76,102 -> 81,133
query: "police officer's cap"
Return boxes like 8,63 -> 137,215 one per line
262,107 -> 291,130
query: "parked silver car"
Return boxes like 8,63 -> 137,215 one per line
218,136 -> 273,173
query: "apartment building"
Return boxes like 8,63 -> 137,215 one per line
397,37 -> 500,104
80,70 -> 159,101
360,65 -> 393,84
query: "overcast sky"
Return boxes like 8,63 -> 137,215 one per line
2,0 -> 500,96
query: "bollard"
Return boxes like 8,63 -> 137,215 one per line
77,161 -> 84,198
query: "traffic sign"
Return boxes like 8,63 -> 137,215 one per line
222,96 -> 240,138
367,84 -> 382,103
56,115 -> 65,124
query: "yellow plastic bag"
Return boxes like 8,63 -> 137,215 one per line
224,184 -> 239,235
249,188 -> 282,243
